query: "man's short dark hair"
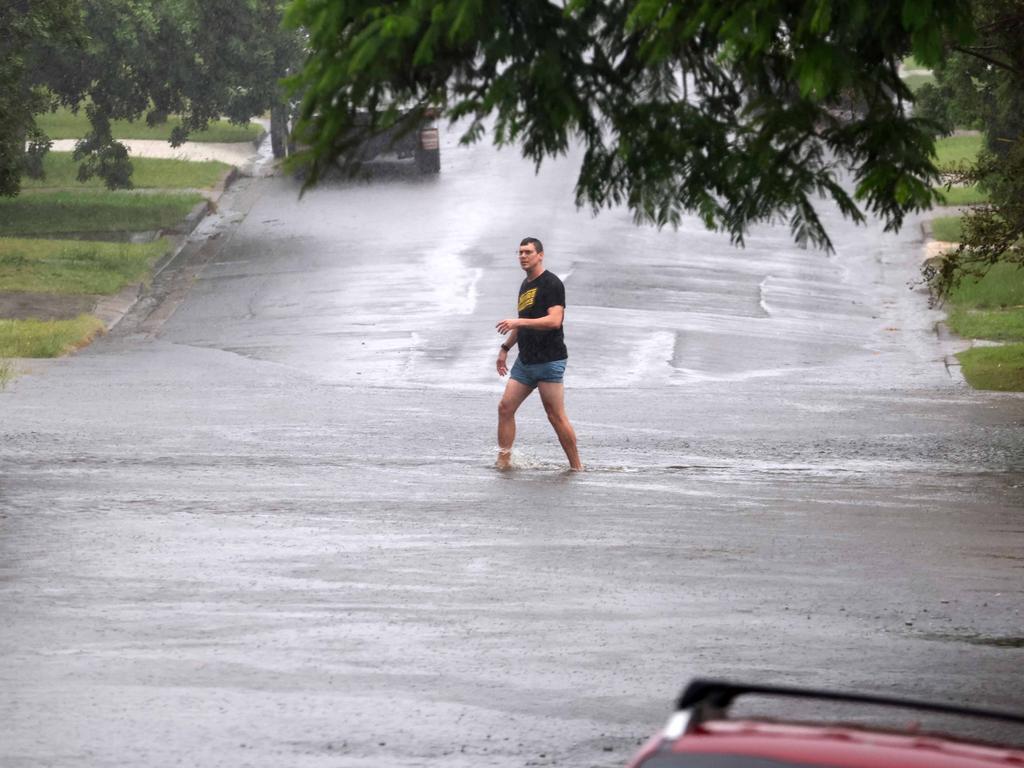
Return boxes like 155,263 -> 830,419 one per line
520,236 -> 543,253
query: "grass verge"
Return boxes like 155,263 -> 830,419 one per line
931,215 -> 963,242
947,263 -> 1024,390
0,237 -> 169,294
36,107 -> 262,143
0,358 -> 12,389
948,307 -> 1024,341
935,134 -> 983,172
0,191 -> 202,236
935,184 -> 989,206
23,153 -> 230,191
903,73 -> 936,93
956,344 -> 1024,391
948,262 -> 1024,309
0,315 -> 105,358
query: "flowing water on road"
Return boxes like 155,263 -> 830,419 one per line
2,132 -> 1023,767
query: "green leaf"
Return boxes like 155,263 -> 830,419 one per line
902,0 -> 933,31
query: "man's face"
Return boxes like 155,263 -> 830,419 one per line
518,243 -> 542,272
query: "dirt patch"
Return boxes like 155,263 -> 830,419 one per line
0,292 -> 96,320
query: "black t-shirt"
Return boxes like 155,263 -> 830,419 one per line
516,270 -> 568,364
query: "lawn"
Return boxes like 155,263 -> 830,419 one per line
934,134 -> 984,172
902,73 -> 936,93
22,153 -> 231,191
0,191 -> 203,236
0,237 -> 170,294
949,262 -> 1024,309
931,215 -> 963,242
0,315 -> 106,358
935,184 -> 989,206
947,262 -> 1024,391
36,107 -> 262,143
956,344 -> 1024,391
948,307 -> 1024,341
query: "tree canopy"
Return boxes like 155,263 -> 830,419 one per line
915,0 -> 1023,297
0,0 -> 83,196
285,0 -> 974,251
2,0 -> 300,196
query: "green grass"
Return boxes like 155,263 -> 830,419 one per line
36,107 -> 262,143
0,191 -> 203,236
935,184 -> 989,206
946,262 -> 1024,390
948,262 -> 1024,309
947,262 -> 1024,346
0,237 -> 169,294
22,153 -> 230,191
948,307 -> 1024,341
902,54 -> 928,70
956,344 -> 1024,391
903,73 -> 936,93
0,358 -> 12,389
935,134 -> 984,172
931,215 -> 963,242
0,315 -> 106,358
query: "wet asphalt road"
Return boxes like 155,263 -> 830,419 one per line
2,132 -> 1024,767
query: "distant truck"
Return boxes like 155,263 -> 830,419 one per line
350,109 -> 440,173
288,108 -> 441,176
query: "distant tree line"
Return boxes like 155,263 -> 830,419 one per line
284,0 -> 1023,290
5,0 -> 1020,292
284,0 -> 975,253
1,0 -> 301,197
914,0 -> 1023,297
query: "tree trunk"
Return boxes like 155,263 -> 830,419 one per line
270,103 -> 288,159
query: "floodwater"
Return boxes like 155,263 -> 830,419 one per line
2,129 -> 1023,767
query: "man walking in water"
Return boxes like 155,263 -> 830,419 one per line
495,237 -> 582,471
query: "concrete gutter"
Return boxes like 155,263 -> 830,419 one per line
92,167 -> 240,332
917,217 -> 982,380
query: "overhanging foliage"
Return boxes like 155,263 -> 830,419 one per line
285,0 -> 974,250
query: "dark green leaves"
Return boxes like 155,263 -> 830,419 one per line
286,0 -> 975,251
3,0 -> 301,194
917,0 -> 1024,299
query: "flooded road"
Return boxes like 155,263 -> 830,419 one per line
2,132 -> 1024,767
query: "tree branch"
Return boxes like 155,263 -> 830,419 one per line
951,45 -> 1023,77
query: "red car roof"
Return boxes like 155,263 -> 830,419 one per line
657,720 -> 1024,767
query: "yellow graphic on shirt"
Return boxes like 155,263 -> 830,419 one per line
518,287 -> 538,312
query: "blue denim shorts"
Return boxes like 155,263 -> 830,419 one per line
510,357 -> 567,387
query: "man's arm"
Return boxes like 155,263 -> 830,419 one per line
496,329 -> 518,376
495,306 -> 563,334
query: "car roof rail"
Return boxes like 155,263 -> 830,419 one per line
674,679 -> 1024,733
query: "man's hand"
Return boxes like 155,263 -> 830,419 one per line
495,318 -> 520,334
497,349 -> 509,376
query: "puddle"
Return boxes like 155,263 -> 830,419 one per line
923,633 -> 1024,648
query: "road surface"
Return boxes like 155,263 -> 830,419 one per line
2,133 -> 1023,767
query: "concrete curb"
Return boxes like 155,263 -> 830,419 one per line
92,167 -> 238,332
918,219 -> 973,385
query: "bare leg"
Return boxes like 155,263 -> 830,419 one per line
537,381 -> 582,470
497,378 -> 534,468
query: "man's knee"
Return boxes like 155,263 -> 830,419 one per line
542,398 -> 562,419
546,409 -> 570,431
498,399 -> 517,419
